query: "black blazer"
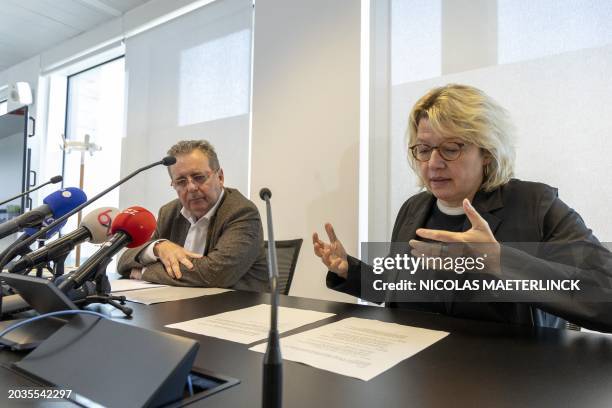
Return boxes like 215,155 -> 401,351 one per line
328,179 -> 612,331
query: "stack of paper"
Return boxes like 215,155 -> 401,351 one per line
166,304 -> 335,344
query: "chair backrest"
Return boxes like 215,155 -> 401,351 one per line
264,239 -> 303,295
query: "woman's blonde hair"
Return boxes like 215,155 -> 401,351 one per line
407,84 -> 515,192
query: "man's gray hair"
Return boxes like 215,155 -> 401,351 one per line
167,140 -> 220,171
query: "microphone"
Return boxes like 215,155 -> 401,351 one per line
57,206 -> 156,294
259,187 -> 282,408
0,219 -> 68,269
23,220 -> 68,241
0,187 -> 87,240
0,156 -> 175,269
161,156 -> 177,166
259,188 -> 272,201
0,175 -> 63,207
9,207 -> 120,273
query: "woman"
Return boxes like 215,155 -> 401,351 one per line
313,84 -> 612,332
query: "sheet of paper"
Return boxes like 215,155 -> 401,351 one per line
114,286 -> 231,304
110,279 -> 167,293
166,304 -> 335,344
250,317 -> 449,381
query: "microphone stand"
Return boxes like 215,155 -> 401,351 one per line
70,257 -> 132,317
52,253 -> 69,278
34,239 -> 45,278
0,157 -> 174,316
260,188 -> 282,408
0,157 -> 175,269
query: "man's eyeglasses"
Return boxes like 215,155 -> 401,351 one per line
171,172 -> 216,190
409,141 -> 465,162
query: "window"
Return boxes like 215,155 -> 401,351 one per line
62,57 -> 125,266
369,0 -> 612,241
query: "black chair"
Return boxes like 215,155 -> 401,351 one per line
264,239 -> 303,295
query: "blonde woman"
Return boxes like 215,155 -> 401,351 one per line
314,84 -> 612,332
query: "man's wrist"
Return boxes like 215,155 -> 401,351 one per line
130,267 -> 143,280
153,241 -> 162,257
138,239 -> 167,264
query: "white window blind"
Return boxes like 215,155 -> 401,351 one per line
375,1 -> 612,242
120,0 -> 253,212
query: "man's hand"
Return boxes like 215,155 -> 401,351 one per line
154,241 -> 203,279
313,223 -> 349,279
129,267 -> 143,280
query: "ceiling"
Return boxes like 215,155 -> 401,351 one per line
0,0 -> 151,72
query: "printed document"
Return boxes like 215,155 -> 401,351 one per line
114,286 -> 231,304
250,317 -> 449,380
166,304 -> 335,344
110,279 -> 167,293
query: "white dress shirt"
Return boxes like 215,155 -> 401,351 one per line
139,189 -> 225,264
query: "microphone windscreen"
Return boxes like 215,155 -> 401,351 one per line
80,207 -> 120,243
43,187 -> 87,217
162,156 -> 177,166
50,175 -> 63,184
23,219 -> 67,239
110,206 -> 156,248
259,188 -> 272,200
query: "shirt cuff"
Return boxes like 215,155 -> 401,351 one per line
138,239 -> 167,264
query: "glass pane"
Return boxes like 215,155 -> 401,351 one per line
382,0 -> 612,240
63,58 -> 125,266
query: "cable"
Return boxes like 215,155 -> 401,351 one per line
0,309 -> 108,340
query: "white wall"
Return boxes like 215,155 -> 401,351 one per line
441,0 -> 497,74
250,0 -> 361,302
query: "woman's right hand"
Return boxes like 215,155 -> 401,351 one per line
312,223 -> 349,279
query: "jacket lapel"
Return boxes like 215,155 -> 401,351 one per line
404,194 -> 436,241
467,188 -> 503,234
203,189 -> 229,256
173,211 -> 191,245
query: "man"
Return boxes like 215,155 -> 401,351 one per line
117,140 -> 269,292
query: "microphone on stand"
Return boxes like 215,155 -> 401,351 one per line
259,187 -> 282,408
57,206 -> 156,294
9,207 -> 119,274
0,175 -> 63,207
0,187 -> 87,240
0,218 -> 69,278
0,156 -> 175,269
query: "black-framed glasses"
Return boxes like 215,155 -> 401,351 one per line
409,141 -> 466,162
171,171 -> 216,190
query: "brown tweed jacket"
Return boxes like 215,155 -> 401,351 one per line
117,188 -> 269,292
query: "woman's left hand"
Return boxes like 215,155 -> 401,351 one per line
414,198 -> 497,244
409,198 -> 500,275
